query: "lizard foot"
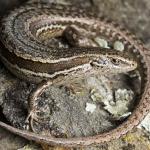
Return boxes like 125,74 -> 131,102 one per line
25,109 -> 47,132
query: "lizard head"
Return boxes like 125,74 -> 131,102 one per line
91,52 -> 137,73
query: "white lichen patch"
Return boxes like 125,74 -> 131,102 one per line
119,112 -> 132,119
90,89 -> 103,102
94,37 -> 110,48
87,76 -> 113,105
104,89 -> 134,118
113,41 -> 125,51
86,103 -> 96,113
115,89 -> 134,101
86,76 -> 134,119
138,113 -> 150,133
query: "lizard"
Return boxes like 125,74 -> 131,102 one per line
0,1 -> 150,148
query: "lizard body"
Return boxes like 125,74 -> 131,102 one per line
0,1 -> 150,148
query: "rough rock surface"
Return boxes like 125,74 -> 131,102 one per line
0,0 -> 150,150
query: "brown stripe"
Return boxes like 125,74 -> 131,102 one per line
1,48 -> 90,74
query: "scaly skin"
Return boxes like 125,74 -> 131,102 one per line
0,1 -> 150,148
0,3 -> 137,82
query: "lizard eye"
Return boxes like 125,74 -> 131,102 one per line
111,58 -> 120,65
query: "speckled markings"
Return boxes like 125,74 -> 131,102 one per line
0,1 -> 150,148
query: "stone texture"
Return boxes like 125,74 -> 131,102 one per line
0,0 -> 150,150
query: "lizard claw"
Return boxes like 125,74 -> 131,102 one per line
25,109 -> 49,132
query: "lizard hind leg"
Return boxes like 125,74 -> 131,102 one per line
63,25 -> 97,47
25,109 -> 48,132
25,80 -> 54,132
25,78 -> 66,132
